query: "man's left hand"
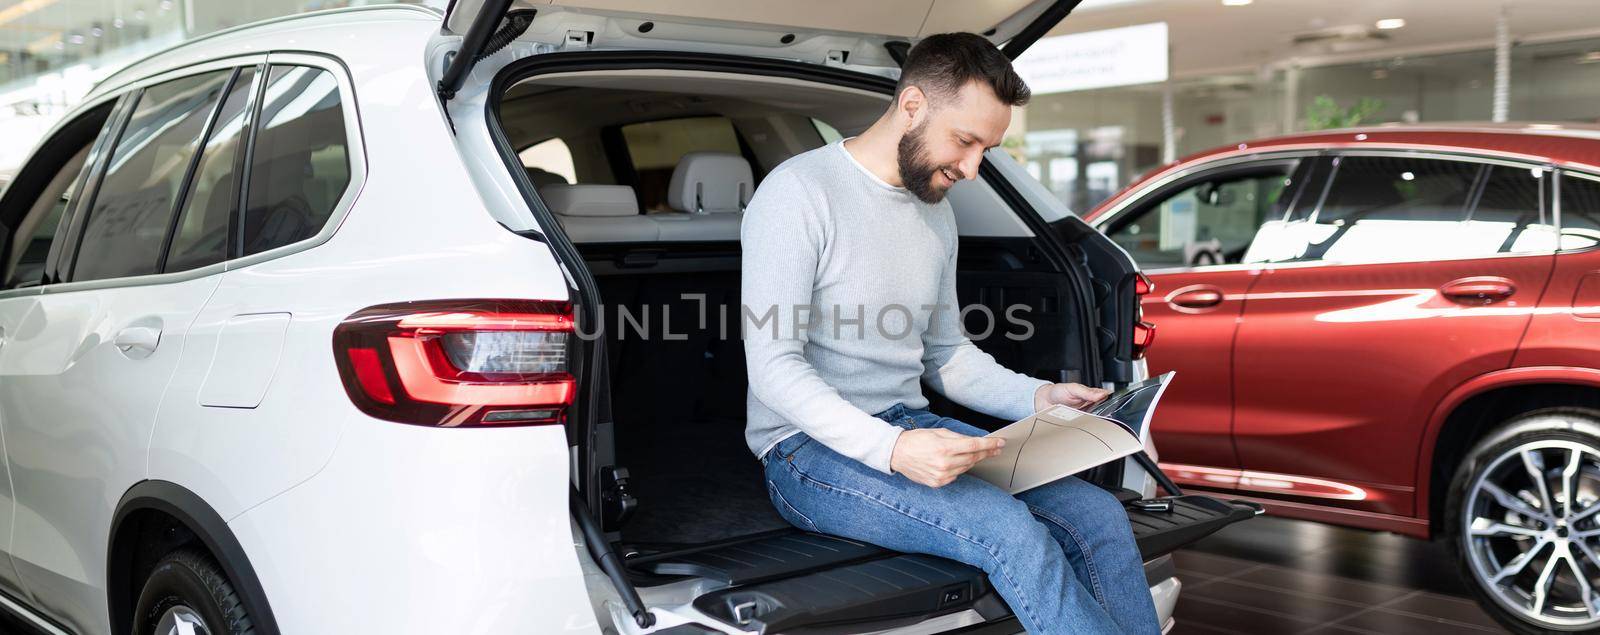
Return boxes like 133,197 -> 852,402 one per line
1034,382 -> 1110,412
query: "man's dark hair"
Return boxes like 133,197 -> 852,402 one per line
896,32 -> 1031,108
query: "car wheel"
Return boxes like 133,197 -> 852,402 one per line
1447,408 -> 1600,634
133,547 -> 253,635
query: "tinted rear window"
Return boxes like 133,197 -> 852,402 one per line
73,70 -> 231,282
241,65 -> 350,257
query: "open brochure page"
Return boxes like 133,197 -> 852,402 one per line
967,372 -> 1175,495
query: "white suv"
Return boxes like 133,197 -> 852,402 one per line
0,2 -> 1259,634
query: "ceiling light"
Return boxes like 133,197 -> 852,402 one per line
1376,18 -> 1406,30
0,0 -> 60,28
1222,0 -> 1253,5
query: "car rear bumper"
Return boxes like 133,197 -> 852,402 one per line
227,417 -> 597,634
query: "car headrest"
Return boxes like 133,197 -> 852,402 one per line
668,151 -> 753,214
524,166 -> 570,189
539,184 -> 639,217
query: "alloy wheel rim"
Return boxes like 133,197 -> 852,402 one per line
154,605 -> 210,635
1464,439 -> 1600,629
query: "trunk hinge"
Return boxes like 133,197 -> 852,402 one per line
437,3 -> 538,102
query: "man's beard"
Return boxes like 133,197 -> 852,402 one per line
897,122 -> 959,204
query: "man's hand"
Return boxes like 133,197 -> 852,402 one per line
889,429 -> 1005,488
1034,382 -> 1111,412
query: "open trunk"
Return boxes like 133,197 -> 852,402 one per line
473,36 -> 1260,631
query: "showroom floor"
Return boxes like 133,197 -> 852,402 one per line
1169,514 -> 1508,634
0,516 -> 1510,634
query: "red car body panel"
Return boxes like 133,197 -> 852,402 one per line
1137,270 -> 1249,470
1231,253 -> 1554,518
1084,123 -> 1600,538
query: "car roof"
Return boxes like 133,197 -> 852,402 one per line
1089,121 -> 1600,219
86,4 -> 441,101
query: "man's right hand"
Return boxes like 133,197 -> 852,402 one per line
889,429 -> 1005,488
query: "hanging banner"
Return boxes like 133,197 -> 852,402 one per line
1013,22 -> 1170,95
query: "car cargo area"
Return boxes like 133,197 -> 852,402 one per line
494,66 -> 1261,633
578,239 -> 1259,633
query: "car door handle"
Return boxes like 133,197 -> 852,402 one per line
1169,288 -> 1224,309
1441,277 -> 1516,305
113,326 -> 162,358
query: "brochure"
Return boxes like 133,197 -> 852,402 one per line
968,372 -> 1175,495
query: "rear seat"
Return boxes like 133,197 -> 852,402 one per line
539,183 -> 658,243
651,151 -> 750,242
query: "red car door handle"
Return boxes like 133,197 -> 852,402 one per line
1441,277 -> 1516,305
1170,288 -> 1224,309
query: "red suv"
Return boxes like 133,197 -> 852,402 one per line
1082,123 -> 1600,634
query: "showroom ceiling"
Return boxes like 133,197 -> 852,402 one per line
1049,0 -> 1600,77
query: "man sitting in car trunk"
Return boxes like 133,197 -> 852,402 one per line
741,32 -> 1161,635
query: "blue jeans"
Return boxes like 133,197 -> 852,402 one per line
760,403 -> 1160,634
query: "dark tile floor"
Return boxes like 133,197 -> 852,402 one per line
1170,514 -> 1508,634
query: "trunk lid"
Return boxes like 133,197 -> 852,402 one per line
436,0 -> 1081,100
443,0 -> 1072,48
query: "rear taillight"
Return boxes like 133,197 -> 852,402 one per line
1132,321 -> 1157,358
333,300 -> 576,427
1132,273 -> 1155,358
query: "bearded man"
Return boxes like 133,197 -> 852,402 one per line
740,32 -> 1162,635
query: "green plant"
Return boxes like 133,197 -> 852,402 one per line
1303,95 -> 1385,131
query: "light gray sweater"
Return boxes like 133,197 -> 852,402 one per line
741,140 -> 1051,474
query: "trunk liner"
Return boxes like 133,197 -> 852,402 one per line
627,530 -> 887,586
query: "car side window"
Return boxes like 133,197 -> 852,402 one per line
1107,165 -> 1294,269
241,65 -> 351,257
72,70 -> 233,283
519,137 -> 575,187
3,144 -> 94,290
1468,165 -> 1554,254
1269,156 -> 1479,264
163,67 -> 257,273
1561,174 -> 1600,250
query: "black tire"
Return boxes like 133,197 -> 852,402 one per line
133,547 -> 253,635
1445,407 -> 1600,634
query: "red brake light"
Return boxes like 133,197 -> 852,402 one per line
333,299 -> 576,427
1134,273 -> 1154,296
1132,320 -> 1156,359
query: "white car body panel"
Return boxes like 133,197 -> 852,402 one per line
0,275 -> 220,632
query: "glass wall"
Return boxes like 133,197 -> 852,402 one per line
1013,36 -> 1600,215
1297,48 -> 1495,125
0,0 -> 438,172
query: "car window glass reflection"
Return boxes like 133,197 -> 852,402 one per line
1244,157 -> 1558,265
1561,175 -> 1600,250
73,70 -> 231,282
1110,167 -> 1292,269
241,65 -> 350,257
